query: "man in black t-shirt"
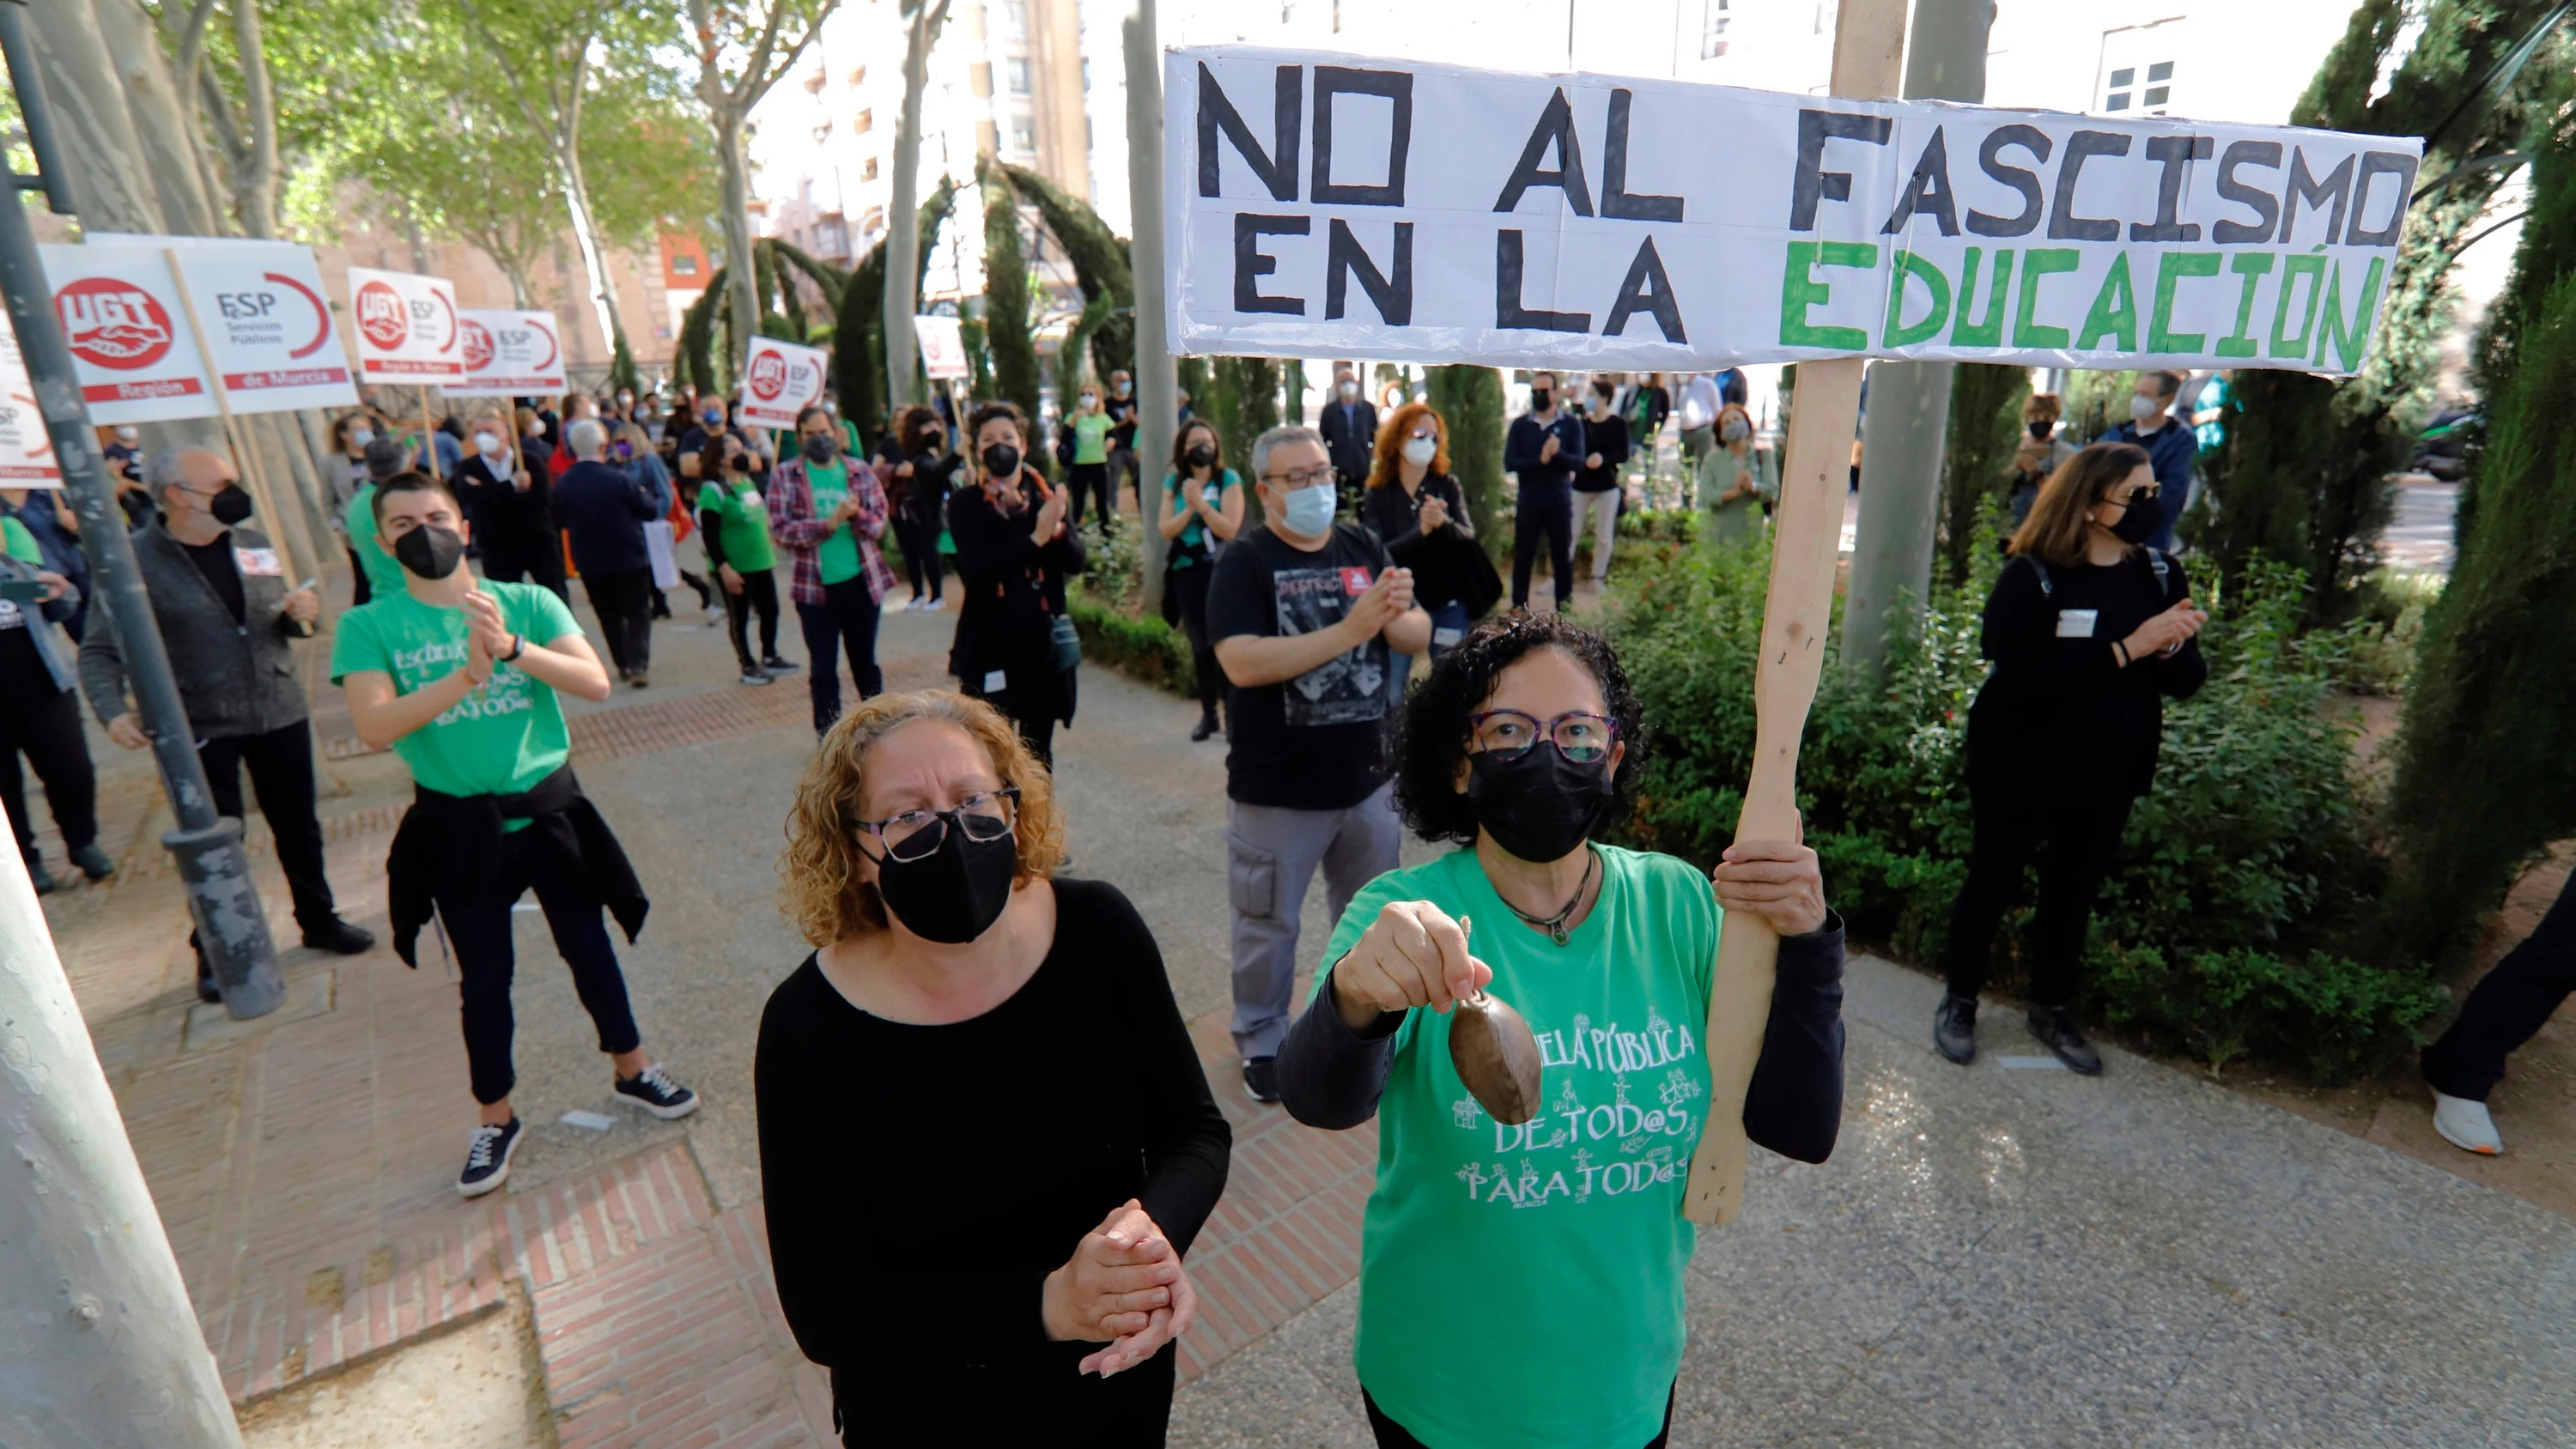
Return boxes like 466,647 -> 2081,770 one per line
1207,426 -> 1431,1103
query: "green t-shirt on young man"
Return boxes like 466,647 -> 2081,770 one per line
1072,410 -> 1113,465
802,459 -> 862,586
343,483 -> 407,598
2,514 -> 39,565
329,580 -> 584,826
1311,845 -> 1722,1449
696,476 -> 777,573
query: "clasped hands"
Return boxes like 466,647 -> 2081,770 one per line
1041,1197 -> 1198,1377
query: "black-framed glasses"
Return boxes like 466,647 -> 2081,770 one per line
1261,463 -> 1335,488
1468,710 -> 1618,763
855,787 -> 1020,862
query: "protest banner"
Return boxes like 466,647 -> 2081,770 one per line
156,240 -> 358,414
0,312 -> 58,484
737,335 -> 830,428
916,315 -> 971,379
345,265 -> 463,383
36,245 -> 217,424
1163,47 -> 2418,374
451,309 -> 569,397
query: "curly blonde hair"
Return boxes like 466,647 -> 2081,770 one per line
778,690 -> 1066,945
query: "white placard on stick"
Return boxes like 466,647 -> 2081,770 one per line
1163,47 -> 2420,373
346,265 -> 463,383
737,335 -> 830,428
916,315 -> 970,379
37,245 -> 218,423
0,313 -> 58,485
162,241 -> 360,413
451,309 -> 569,397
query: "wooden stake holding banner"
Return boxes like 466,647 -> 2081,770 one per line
161,247 -> 309,590
1680,0 -> 1906,1228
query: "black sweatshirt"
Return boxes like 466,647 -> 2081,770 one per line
755,878 -> 1229,1433
1965,549 -> 2208,803
1279,911 -> 1849,1165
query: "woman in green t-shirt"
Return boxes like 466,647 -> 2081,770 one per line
1061,385 -> 1116,537
1277,615 -> 1846,1449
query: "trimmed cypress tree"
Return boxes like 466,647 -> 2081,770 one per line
1937,362 -> 2029,586
979,157 -> 1042,424
1425,364 -> 1506,560
835,179 -> 957,440
998,161 -> 1135,384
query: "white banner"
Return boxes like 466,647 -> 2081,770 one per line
451,309 -> 568,397
737,335 -> 829,428
346,265 -> 463,383
1164,48 -> 2419,374
0,314 -> 58,485
38,245 -> 219,423
916,315 -> 970,379
163,240 -> 361,413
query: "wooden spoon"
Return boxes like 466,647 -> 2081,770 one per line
1448,915 -> 1543,1125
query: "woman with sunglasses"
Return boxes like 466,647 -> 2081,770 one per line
1277,613 -> 1846,1449
1933,441 -> 2208,1073
758,690 -> 1229,1441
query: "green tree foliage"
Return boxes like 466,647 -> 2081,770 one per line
1937,363 -> 2030,586
2380,106 -> 2576,970
979,158 -> 1041,423
835,178 -> 956,438
1425,364 -> 1506,559
1054,294 -> 1113,406
996,161 -> 1135,385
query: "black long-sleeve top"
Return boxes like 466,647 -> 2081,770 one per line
1504,410 -> 1586,502
756,878 -> 1230,1431
1965,549 -> 2208,803
451,449 -> 558,561
945,467 -> 1084,686
1357,472 -> 1480,614
1279,910 -> 1848,1162
1574,411 -> 1631,492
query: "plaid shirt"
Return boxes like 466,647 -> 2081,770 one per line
769,455 -> 897,606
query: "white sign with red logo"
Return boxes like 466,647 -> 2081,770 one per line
0,313 -> 58,485
736,335 -> 829,428
915,315 -> 969,379
346,265 -> 462,383
448,309 -> 568,397
162,240 -> 361,413
37,245 -> 218,424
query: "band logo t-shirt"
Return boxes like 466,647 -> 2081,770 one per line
1205,521 -> 1391,810
330,580 -> 581,823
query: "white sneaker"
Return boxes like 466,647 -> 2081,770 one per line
2430,1088 -> 2503,1155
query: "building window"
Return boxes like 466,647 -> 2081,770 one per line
2099,27 -> 2180,116
815,218 -> 849,257
1011,114 -> 1037,153
1007,57 -> 1030,94
860,156 -> 879,181
854,108 -> 873,133
672,254 -> 699,276
1702,0 -> 1729,59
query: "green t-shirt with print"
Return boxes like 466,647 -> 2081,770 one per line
803,459 -> 862,586
343,483 -> 407,598
1311,845 -> 1722,1449
696,476 -> 777,573
328,580 -> 583,822
2,514 -> 39,565
1072,410 -> 1113,465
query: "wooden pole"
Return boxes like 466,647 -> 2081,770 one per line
161,248 -> 307,587
1681,0 -> 1908,1228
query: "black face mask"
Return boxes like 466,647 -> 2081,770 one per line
873,822 -> 1018,943
393,524 -> 467,580
2028,421 -> 2052,440
801,434 -> 838,464
981,442 -> 1021,477
208,484 -> 253,526
1466,742 -> 1613,864
1530,390 -> 1553,413
2109,495 -> 2160,545
1184,443 -> 1216,470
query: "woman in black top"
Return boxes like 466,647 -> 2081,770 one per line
758,690 -> 1228,1443
884,405 -> 959,611
948,401 -> 1083,766
1359,401 -> 1492,704
1935,442 -> 2209,1074
1575,376 -> 1631,585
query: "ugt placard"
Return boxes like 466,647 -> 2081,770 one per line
38,245 -> 218,424
346,265 -> 463,383
452,310 -> 569,397
737,336 -> 829,429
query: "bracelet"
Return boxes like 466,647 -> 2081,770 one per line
502,633 -> 526,663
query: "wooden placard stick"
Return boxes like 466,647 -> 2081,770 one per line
162,248 -> 307,589
1682,0 -> 1906,1228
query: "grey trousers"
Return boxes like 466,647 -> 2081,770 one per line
1226,783 -> 1402,1059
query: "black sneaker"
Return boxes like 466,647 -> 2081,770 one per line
1190,712 -> 1219,743
761,655 -> 801,675
627,670 -> 650,688
1933,991 -> 1978,1065
1242,1055 -> 1280,1105
613,1063 -> 701,1120
25,855 -> 58,895
457,1117 -> 523,1197
69,844 -> 115,882
301,918 -> 375,955
2028,1004 -> 2104,1076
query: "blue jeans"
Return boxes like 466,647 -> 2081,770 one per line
1388,600 -> 1473,707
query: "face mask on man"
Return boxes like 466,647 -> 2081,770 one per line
1278,481 -> 1336,537
115,426 -> 139,444
1401,437 -> 1438,467
872,817 -> 1018,943
1530,388 -> 1554,413
1339,380 -> 1358,400
392,524 -> 466,580
702,409 -> 726,428
801,434 -> 838,464
1114,379 -> 1131,398
475,430 -> 507,458
2028,421 -> 2052,440
1467,741 -> 1614,864
2129,393 -> 2165,423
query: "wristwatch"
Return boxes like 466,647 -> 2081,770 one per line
502,634 -> 526,663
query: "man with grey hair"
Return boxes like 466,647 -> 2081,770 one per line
85,447 -> 373,999
550,416 -> 661,685
1207,423 -> 1431,1102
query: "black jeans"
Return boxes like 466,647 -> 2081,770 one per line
722,567 -> 781,670
969,662 -> 1060,767
797,577 -> 884,735
202,720 -> 337,932
1066,462 -> 1115,534
894,512 -> 945,600
1167,562 -> 1220,718
0,681 -> 96,859
1942,786 -> 2135,1009
582,567 -> 654,676
439,824 -> 642,1106
1512,492 -> 1575,612
1363,1384 -> 1673,1449
2423,870 -> 2576,1101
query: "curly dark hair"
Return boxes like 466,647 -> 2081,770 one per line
1391,613 -> 1647,846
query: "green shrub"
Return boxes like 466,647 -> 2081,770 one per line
1604,539 -> 2438,1082
1067,580 -> 1195,700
